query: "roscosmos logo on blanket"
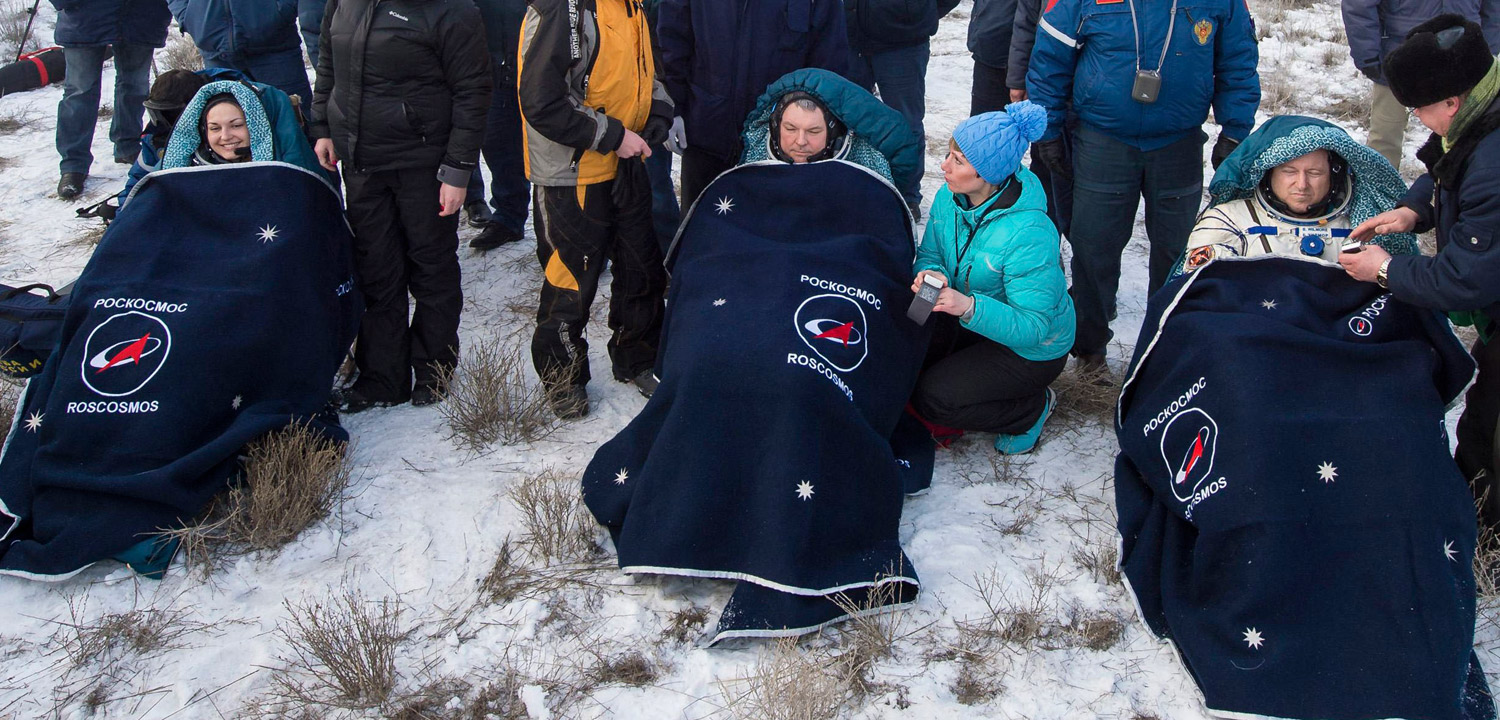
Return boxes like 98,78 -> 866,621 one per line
1161,407 -> 1218,502
795,294 -> 869,372
79,310 -> 173,398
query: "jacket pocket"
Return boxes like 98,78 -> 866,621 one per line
1452,222 -> 1494,253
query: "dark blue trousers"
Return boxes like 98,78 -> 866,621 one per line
847,41 -> 930,210
1067,124 -> 1203,357
465,53 -> 531,234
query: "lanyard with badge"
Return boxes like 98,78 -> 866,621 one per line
1128,0 -> 1178,103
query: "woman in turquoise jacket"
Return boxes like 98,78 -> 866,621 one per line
910,101 -> 1075,454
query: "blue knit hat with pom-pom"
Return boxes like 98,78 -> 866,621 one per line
952,100 -> 1048,184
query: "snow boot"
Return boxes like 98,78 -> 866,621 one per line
994,388 -> 1056,455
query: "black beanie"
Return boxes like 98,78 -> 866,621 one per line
1384,14 -> 1494,107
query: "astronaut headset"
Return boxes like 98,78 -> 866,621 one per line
769,91 -> 847,164
1257,149 -> 1351,220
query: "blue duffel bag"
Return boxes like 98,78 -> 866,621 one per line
0,283 -> 69,379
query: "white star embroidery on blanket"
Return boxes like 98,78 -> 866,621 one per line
23,412 -> 42,432
1261,299 -> 1278,310
795,481 -> 814,501
257,224 -> 280,243
614,468 -> 629,485
1317,462 -> 1338,483
714,196 -> 734,215
1242,627 -> 1265,649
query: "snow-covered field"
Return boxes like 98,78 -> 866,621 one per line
0,2 -> 1483,718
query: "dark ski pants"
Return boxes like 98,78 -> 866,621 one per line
531,169 -> 666,390
910,316 -> 1066,434
679,146 -> 733,218
344,167 -> 463,402
1068,124 -> 1204,357
1458,334 -> 1500,532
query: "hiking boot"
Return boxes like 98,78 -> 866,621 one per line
464,201 -> 493,229
629,370 -> 658,398
57,172 -> 86,200
550,385 -> 589,420
995,388 -> 1056,455
469,223 -> 522,251
339,387 -> 398,414
411,384 -> 443,407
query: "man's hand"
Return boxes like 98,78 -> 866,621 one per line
1338,245 -> 1392,283
617,129 -> 651,159
934,288 -> 976,317
1210,135 -> 1240,170
315,138 -> 338,171
1349,206 -> 1419,242
911,270 -> 949,293
438,182 -> 464,216
1010,88 -> 1028,102
665,117 -> 688,154
1359,63 -> 1384,83
1034,138 -> 1070,183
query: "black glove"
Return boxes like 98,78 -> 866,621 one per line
638,115 -> 670,148
1210,135 -> 1240,170
1358,63 -> 1383,83
1034,138 -> 1071,184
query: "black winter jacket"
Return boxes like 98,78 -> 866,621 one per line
845,0 -> 960,54
310,0 -> 492,184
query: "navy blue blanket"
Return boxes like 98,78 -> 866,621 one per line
0,162 -> 360,579
583,160 -> 932,643
1116,256 -> 1493,719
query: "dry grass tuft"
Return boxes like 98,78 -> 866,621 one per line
66,224 -> 107,249
1073,612 -> 1126,651
272,587 -> 408,711
508,468 -> 598,563
663,606 -> 709,643
1050,367 -> 1118,430
96,104 -> 112,120
0,108 -> 35,135
437,335 -> 559,449
950,658 -> 1004,706
0,0 -> 42,59
390,673 -> 531,720
588,651 -> 658,687
721,638 -> 852,720
54,595 -> 210,668
163,421 -> 352,572
1073,535 -> 1122,587
158,29 -> 204,72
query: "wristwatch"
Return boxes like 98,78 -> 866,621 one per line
1376,258 -> 1391,289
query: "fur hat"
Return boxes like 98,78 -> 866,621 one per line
1384,14 -> 1494,107
951,101 -> 1048,185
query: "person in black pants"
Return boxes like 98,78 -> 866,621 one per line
310,0 -> 491,412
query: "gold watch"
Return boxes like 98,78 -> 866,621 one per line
1376,258 -> 1391,289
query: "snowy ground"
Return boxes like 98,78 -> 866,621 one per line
0,1 -> 1485,718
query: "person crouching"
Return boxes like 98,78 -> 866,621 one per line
908,101 -> 1075,454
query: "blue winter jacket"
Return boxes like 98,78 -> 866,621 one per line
1342,0 -> 1500,80
1026,0 -> 1259,150
167,0 -> 302,63
914,170 -> 1075,360
846,0 -> 961,54
1388,98 -> 1500,326
658,0 -> 850,163
51,0 -> 171,48
969,0 -> 1018,70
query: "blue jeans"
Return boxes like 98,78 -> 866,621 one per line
465,53 -> 531,234
56,44 -> 153,175
1068,124 -> 1204,357
644,143 -> 680,252
847,41 -> 930,208
206,48 -> 313,107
